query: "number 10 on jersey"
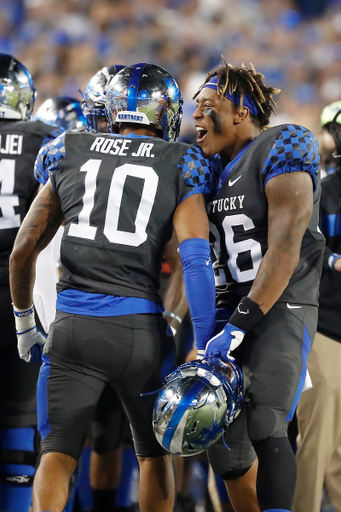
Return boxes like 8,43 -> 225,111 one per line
68,159 -> 159,247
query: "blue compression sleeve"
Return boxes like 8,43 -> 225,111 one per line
179,238 -> 216,351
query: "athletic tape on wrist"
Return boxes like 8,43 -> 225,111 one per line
229,296 -> 264,333
13,305 -> 35,317
13,304 -> 36,333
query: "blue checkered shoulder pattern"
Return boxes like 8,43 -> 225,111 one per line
262,124 -> 320,190
40,127 -> 64,149
34,140 -> 53,185
177,145 -> 215,195
44,132 -> 66,180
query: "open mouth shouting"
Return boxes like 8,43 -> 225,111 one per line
196,125 -> 208,143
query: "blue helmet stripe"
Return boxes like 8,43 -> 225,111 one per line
162,379 -> 206,451
127,63 -> 147,112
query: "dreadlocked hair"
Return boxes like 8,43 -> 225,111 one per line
193,61 -> 280,130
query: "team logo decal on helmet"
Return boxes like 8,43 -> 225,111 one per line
34,96 -> 86,131
0,53 -> 36,120
105,63 -> 183,141
152,357 -> 244,456
83,65 -> 125,132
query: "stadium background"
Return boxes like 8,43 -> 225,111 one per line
1,0 -> 341,141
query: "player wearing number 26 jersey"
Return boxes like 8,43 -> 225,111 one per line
190,62 -> 325,512
9,63 -> 216,512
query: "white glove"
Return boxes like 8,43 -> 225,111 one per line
13,305 -> 46,362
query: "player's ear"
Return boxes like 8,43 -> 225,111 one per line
233,106 -> 249,125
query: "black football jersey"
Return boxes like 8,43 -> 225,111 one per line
47,131 -> 212,303
0,120 -> 62,284
207,124 -> 325,310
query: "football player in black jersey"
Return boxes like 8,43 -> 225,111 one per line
9,63 -> 216,512
0,53 -> 63,512
190,62 -> 325,512
33,76 -> 131,512
293,104 -> 341,512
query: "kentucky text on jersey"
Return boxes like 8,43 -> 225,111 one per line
90,136 -> 155,157
207,195 -> 245,213
0,134 -> 23,154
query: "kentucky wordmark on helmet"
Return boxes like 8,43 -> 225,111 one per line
105,63 -> 183,142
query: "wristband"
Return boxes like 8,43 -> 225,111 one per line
13,304 -> 36,334
328,253 -> 341,271
229,296 -> 264,333
163,310 -> 182,324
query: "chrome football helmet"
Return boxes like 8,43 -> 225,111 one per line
0,53 -> 36,120
105,63 -> 183,141
153,357 -> 244,456
83,65 -> 125,132
34,97 -> 86,131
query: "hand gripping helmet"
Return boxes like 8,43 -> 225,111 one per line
83,65 -> 125,132
0,53 -> 36,120
105,63 -> 183,141
33,97 -> 86,131
153,357 -> 244,456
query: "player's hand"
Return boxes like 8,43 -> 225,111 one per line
204,323 -> 245,362
17,327 -> 46,362
13,304 -> 46,362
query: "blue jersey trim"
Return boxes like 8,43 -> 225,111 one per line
217,140 -> 254,195
321,213 -> 341,237
286,324 -> 310,421
56,289 -> 164,317
114,133 -> 152,139
263,509 -> 291,512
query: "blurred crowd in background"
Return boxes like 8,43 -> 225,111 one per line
1,0 -> 341,140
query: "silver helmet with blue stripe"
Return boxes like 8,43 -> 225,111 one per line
0,53 -> 36,120
34,97 -> 86,131
152,357 -> 244,456
105,63 -> 183,141
83,65 -> 125,132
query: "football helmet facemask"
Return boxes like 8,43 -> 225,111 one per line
105,63 -> 183,141
33,97 -> 86,131
83,65 -> 125,132
0,53 -> 36,120
153,357 -> 244,456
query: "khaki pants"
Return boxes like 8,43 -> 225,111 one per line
293,332 -> 341,512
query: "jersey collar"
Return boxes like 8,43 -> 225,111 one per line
217,140 -> 255,195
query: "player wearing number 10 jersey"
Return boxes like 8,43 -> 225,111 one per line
190,62 -> 325,512
9,63 -> 216,512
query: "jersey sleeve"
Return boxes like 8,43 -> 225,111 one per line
44,132 -> 66,191
262,124 -> 320,191
40,126 -> 64,149
177,145 -> 215,200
